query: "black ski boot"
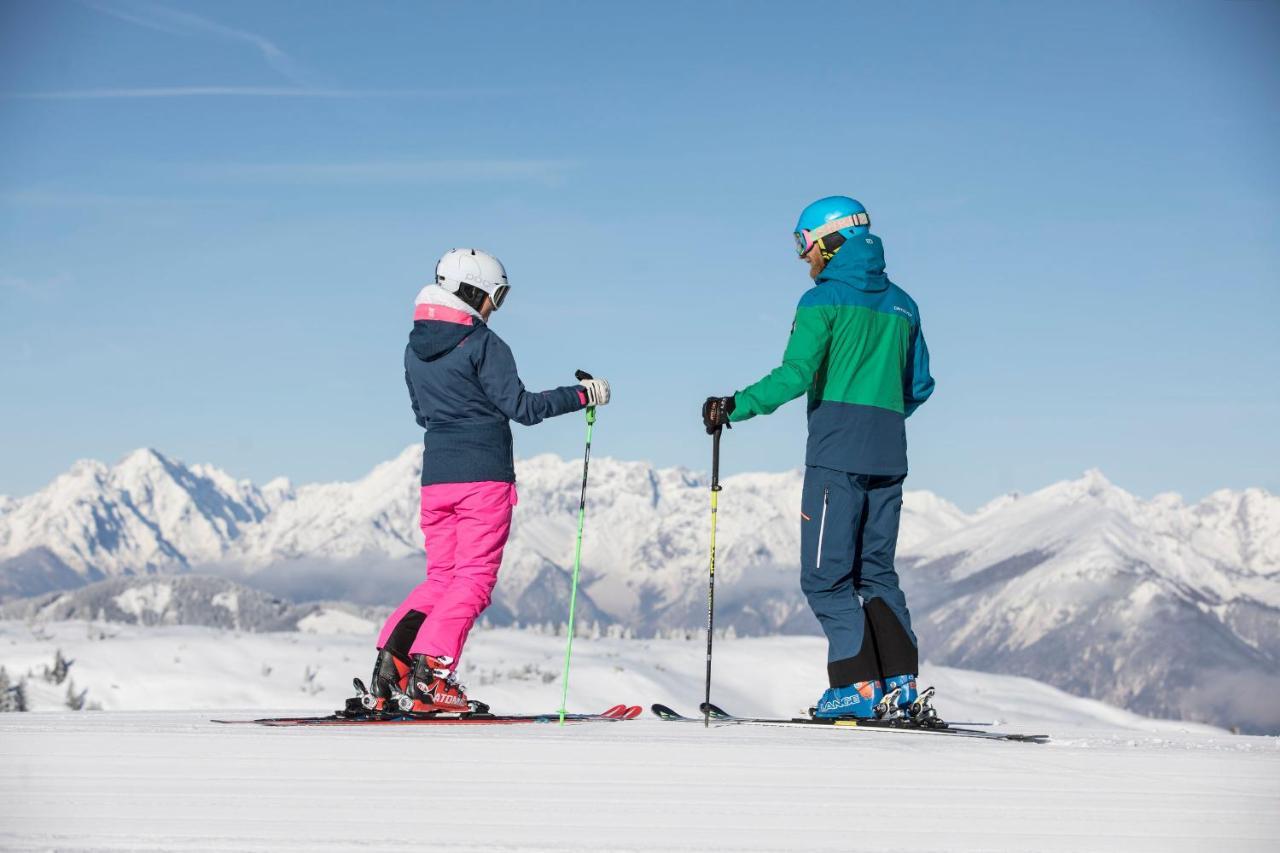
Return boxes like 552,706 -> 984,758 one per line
347,649 -> 413,716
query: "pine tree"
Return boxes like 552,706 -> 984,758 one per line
44,649 -> 73,685
302,665 -> 320,695
16,679 -> 29,712
65,679 -> 88,711
1,669 -> 28,713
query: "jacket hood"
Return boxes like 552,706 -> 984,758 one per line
816,233 -> 890,293
409,285 -> 483,361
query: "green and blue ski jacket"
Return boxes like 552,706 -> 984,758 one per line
730,233 -> 934,475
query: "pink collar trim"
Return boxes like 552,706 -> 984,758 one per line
414,304 -> 475,325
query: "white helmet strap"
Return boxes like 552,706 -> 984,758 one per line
806,212 -> 870,243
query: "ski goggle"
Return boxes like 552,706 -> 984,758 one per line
491,284 -> 510,310
793,212 -> 870,256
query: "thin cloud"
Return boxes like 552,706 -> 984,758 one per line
87,1 -> 310,85
3,87 -> 448,100
0,189 -> 201,208
193,160 -> 573,186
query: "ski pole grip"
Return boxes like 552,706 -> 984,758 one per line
711,426 -> 722,490
575,369 -> 593,381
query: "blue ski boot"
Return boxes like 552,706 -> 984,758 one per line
880,676 -> 921,712
812,679 -> 883,719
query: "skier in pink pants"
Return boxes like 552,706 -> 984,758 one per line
377,480 -> 516,666
362,248 -> 610,715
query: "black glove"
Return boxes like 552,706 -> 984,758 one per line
702,396 -> 735,435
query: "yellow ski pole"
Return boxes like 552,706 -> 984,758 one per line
703,426 -> 722,727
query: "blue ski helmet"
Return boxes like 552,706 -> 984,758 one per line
793,196 -> 870,257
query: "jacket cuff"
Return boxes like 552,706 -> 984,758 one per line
558,384 -> 587,412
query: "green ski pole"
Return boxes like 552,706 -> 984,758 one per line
559,370 -> 597,725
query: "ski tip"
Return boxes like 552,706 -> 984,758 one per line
650,703 -> 686,721
601,704 -> 627,718
697,701 -> 732,720
622,705 -> 643,720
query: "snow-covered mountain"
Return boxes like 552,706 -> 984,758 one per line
0,446 -> 968,632
900,470 -> 1280,733
1,447 -> 1277,731
0,449 -> 281,598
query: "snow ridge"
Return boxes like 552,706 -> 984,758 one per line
0,574 -> 380,635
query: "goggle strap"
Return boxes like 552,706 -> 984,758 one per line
807,212 -> 870,244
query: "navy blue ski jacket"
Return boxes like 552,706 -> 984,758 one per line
405,293 -> 586,486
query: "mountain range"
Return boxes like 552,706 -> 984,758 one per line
1,446 -> 1277,732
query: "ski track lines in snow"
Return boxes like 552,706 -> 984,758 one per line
0,714 -> 1277,853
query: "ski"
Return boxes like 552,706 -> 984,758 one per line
214,703 -> 642,727
650,702 -> 1048,743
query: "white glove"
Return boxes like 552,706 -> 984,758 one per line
579,377 -> 611,406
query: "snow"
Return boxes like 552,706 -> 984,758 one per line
0,623 -> 1276,852
1,712 -> 1276,853
295,608 -> 377,636
0,621 -> 1233,727
113,582 -> 174,621
210,589 -> 238,615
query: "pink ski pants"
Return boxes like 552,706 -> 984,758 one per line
377,481 -> 517,664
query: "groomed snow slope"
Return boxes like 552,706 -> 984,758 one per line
1,624 -> 1277,851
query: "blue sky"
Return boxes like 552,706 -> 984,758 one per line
1,0 -> 1277,509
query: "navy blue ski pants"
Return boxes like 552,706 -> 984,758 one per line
800,465 -> 919,687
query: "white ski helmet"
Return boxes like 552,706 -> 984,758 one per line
435,248 -> 510,312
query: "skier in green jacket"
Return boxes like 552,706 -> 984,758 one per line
702,196 -> 935,719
